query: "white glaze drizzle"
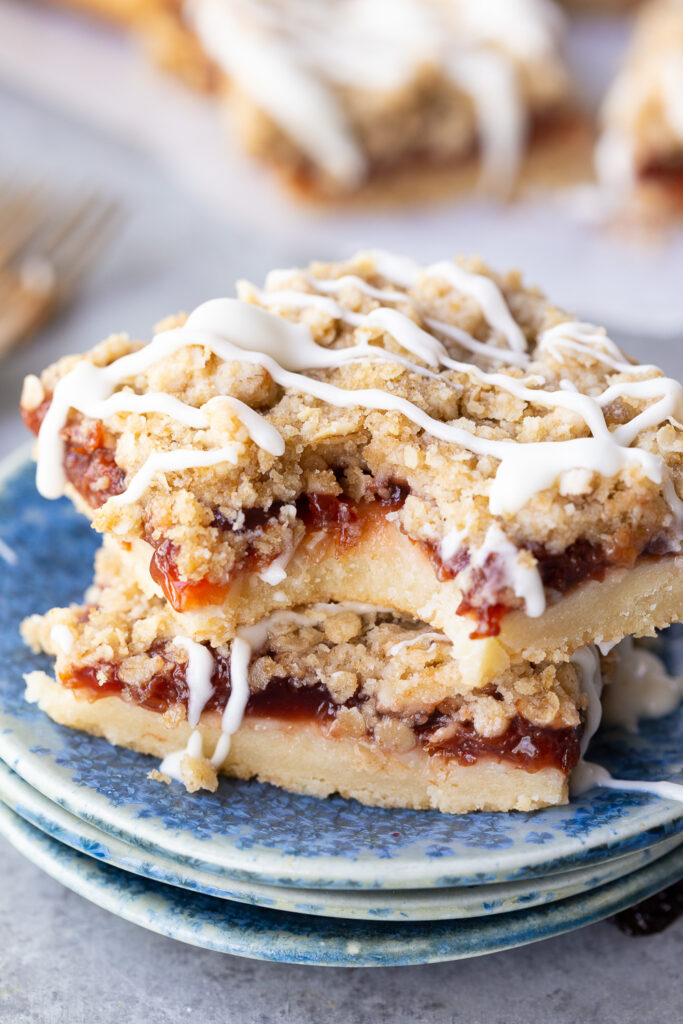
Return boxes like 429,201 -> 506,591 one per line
209,603 -> 387,768
49,624 -> 74,655
537,321 -> 656,375
159,729 -> 204,783
447,51 -> 526,195
188,0 -> 564,190
257,542 -> 296,585
456,0 -> 565,60
108,445 -> 241,507
209,635 -> 252,767
601,638 -> 683,734
264,263 -> 530,366
439,526 -> 468,565
176,296 -> 671,523
173,636 -> 215,728
34,255 -> 683,545
571,645 -> 683,803
470,525 -> 546,617
189,0 -> 366,186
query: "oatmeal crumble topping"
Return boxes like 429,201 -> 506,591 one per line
21,251 -> 683,617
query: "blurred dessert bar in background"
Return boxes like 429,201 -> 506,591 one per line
40,0 -> 588,200
596,0 -> 683,215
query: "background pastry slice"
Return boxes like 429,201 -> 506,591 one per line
184,0 -> 583,200
41,0 -> 586,200
596,0 -> 683,215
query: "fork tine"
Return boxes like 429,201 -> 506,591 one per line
0,182 -> 121,359
29,191 -> 101,262
0,179 -> 41,227
0,183 -> 49,266
52,199 -> 122,295
0,270 -> 53,358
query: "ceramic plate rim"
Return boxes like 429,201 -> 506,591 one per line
1,802 -> 682,967
2,447 -> 682,891
2,759 -> 679,922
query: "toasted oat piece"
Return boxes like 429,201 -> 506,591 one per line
21,250 -> 683,678
596,0 -> 683,215
22,543 -> 590,813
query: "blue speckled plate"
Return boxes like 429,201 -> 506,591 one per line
1,448 -> 682,890
3,759 -> 678,921
1,801 -> 682,966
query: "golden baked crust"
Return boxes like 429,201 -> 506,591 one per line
23,671 -> 570,812
21,250 -> 683,657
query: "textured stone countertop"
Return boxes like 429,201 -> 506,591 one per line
0,74 -> 680,1024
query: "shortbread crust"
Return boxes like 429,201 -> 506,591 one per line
22,673 -> 569,812
115,532 -> 683,681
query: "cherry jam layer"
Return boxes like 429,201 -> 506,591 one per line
149,485 -> 408,612
24,402 -> 674,628
426,533 -> 675,638
21,400 -> 125,509
61,651 -> 580,773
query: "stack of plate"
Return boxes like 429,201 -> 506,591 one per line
1,452 -> 682,966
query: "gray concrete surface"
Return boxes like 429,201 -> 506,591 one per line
0,77 -> 681,1024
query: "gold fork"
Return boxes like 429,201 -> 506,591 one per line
0,182 -> 121,358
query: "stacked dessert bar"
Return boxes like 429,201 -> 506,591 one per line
20,251 -> 683,812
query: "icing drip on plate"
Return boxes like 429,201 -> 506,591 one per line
601,638 -> 683,733
571,645 -> 683,803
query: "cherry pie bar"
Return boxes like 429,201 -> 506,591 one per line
182,0 -> 584,200
20,249 -> 683,811
596,0 -> 683,214
42,0 -> 586,200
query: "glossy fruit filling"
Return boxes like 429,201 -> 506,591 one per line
61,647 -> 581,774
